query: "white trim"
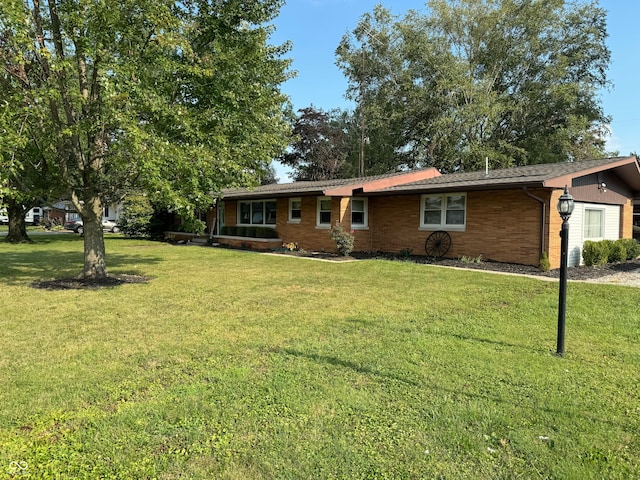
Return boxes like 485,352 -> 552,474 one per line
351,197 -> 369,230
419,193 -> 466,231
288,197 -> 302,224
317,196 -> 332,228
583,207 -> 605,240
237,199 -> 277,226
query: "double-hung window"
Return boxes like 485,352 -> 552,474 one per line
289,198 -> 301,223
238,200 -> 276,225
317,197 -> 332,228
420,193 -> 466,230
351,198 -> 368,229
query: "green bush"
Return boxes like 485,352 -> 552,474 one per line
255,226 -> 279,238
582,240 -> 609,266
329,223 -> 355,256
236,226 -> 247,237
118,194 -> 154,238
608,240 -> 627,263
619,238 -> 640,260
245,226 -> 257,238
539,252 -> 551,272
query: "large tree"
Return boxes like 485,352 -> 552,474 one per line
336,0 -> 611,173
280,107 -> 350,181
0,0 -> 291,278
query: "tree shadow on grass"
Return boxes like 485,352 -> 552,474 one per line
0,248 -> 160,289
280,347 -> 420,387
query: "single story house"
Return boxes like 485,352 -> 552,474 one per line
210,156 -> 640,269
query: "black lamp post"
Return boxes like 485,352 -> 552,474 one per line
556,185 -> 575,356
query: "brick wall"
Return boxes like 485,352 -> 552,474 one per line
370,189 -> 549,266
620,198 -> 633,239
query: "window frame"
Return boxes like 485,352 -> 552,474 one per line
316,196 -> 332,228
420,193 -> 467,231
583,207 -> 605,239
350,197 -> 369,230
237,199 -> 277,226
288,197 -> 302,224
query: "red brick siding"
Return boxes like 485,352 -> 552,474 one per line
370,189 -> 547,266
215,190 -> 559,267
621,198 -> 633,239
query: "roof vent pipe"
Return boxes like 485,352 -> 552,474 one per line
485,157 -> 489,176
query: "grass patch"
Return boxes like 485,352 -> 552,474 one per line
1,236 -> 639,478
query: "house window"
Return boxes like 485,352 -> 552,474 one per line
420,193 -> 466,230
584,208 -> 604,239
289,198 -> 302,223
238,200 -> 276,226
351,198 -> 368,229
317,197 -> 332,227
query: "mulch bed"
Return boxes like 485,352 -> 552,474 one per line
351,252 -> 640,281
269,248 -> 640,281
32,274 -> 151,290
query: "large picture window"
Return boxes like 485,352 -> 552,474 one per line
420,193 -> 466,230
238,200 -> 276,225
584,208 -> 604,239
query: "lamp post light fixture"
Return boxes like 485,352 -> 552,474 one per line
556,185 -> 575,356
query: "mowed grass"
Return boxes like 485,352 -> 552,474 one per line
0,236 -> 638,479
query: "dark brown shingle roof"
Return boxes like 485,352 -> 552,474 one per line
220,156 -> 640,199
378,156 -> 640,193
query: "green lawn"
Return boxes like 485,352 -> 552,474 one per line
1,236 -> 638,479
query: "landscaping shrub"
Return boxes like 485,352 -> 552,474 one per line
582,240 -> 608,266
117,194 -> 154,238
329,223 -> 355,256
539,252 -> 551,272
608,240 -> 627,263
620,238 -> 640,260
255,226 -> 279,238
219,225 -> 277,238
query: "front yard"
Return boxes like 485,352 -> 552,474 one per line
1,236 -> 638,478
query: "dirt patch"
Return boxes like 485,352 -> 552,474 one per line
32,274 -> 151,290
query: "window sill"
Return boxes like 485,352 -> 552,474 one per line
419,226 -> 465,232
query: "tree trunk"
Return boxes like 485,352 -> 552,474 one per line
4,199 -> 31,243
80,198 -> 107,279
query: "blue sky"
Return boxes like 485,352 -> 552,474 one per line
269,0 -> 640,181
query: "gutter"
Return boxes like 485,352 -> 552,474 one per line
523,187 -> 546,260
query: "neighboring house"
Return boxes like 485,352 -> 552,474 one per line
57,201 -> 123,224
211,156 -> 640,269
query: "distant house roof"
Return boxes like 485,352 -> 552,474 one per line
220,156 -> 640,199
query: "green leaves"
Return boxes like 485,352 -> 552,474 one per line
337,0 -> 611,172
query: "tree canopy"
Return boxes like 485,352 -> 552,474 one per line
280,107 -> 351,181
0,0 -> 292,277
336,0 -> 612,173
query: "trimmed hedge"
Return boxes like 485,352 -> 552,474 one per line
219,225 -> 278,239
582,238 -> 640,266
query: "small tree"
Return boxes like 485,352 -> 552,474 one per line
118,194 -> 154,238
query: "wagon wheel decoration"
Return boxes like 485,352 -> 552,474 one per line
424,230 -> 451,258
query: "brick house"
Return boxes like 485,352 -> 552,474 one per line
210,156 -> 640,269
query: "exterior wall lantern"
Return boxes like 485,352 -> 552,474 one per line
556,185 -> 574,356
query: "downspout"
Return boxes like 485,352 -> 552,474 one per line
523,187 -> 546,261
